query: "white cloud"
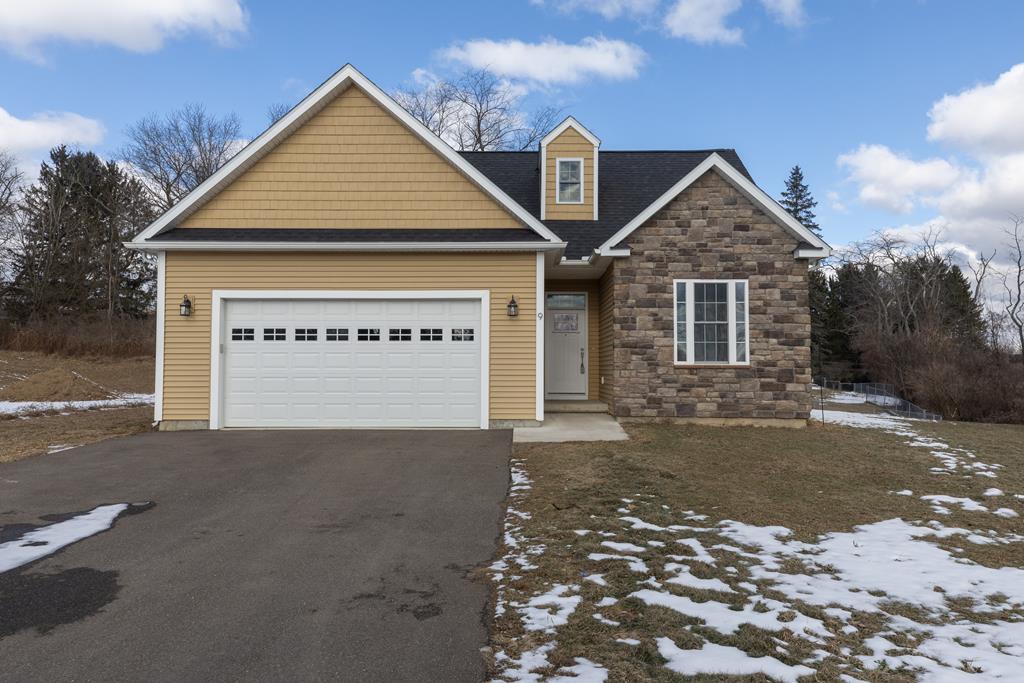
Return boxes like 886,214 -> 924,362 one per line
539,0 -> 660,19
0,107 -> 104,155
837,144 -> 963,213
441,36 -> 648,85
927,63 -> 1024,156
827,191 -> 847,213
839,63 -> 1024,259
760,0 -> 806,28
0,0 -> 247,62
663,0 -> 743,45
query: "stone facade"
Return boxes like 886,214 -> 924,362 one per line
607,169 -> 813,421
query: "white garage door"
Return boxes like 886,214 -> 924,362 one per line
221,298 -> 482,428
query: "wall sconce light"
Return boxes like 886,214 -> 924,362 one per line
179,295 -> 193,317
507,296 -> 519,318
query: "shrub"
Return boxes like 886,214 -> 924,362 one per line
0,317 -> 155,357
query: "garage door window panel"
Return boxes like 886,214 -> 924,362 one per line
231,328 -> 254,341
295,328 -> 318,341
263,328 -> 286,341
358,328 -> 381,342
326,328 -> 349,342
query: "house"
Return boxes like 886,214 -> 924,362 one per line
129,65 -> 830,431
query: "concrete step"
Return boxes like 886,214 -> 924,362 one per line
545,400 -> 609,414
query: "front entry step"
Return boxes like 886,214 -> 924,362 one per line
545,400 -> 609,414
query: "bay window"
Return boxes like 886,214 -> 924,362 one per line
674,280 -> 749,364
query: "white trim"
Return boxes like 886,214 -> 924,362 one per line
794,246 -> 829,259
208,289 -> 491,430
540,116 -> 601,148
595,153 -> 831,258
555,158 -> 584,205
592,144 -> 599,221
535,252 -> 545,422
154,251 -> 166,423
128,240 -> 564,253
543,291 -> 589,399
540,145 -> 547,220
132,64 -> 561,245
672,279 -> 750,366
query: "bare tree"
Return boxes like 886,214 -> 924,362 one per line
1001,215 -> 1024,362
121,104 -> 242,211
395,69 -> 561,151
266,103 -> 291,127
0,150 -> 21,220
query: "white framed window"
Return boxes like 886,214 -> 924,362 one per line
420,328 -> 442,341
389,328 -> 412,342
556,158 -> 583,204
452,328 -> 475,342
231,328 -> 254,341
357,328 -> 380,342
673,280 -> 748,365
326,328 -> 348,342
263,328 -> 286,341
295,328 -> 318,342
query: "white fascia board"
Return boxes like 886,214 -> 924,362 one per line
133,64 -> 561,245
794,246 -> 830,259
594,153 -> 832,258
126,240 -> 566,253
540,116 -> 601,148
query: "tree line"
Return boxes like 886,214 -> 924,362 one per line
782,168 -> 1024,422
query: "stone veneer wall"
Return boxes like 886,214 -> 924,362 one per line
609,169 -> 812,420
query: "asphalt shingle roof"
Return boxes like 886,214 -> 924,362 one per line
461,149 -> 752,259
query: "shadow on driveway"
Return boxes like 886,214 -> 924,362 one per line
0,429 -> 510,682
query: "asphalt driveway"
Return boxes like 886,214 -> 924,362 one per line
0,429 -> 511,682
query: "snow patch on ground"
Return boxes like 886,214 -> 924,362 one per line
0,394 -> 154,417
657,637 -> 814,683
0,504 -> 129,573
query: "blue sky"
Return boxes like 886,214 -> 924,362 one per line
2,1 -> 1023,256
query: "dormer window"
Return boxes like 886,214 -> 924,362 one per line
557,159 -> 583,204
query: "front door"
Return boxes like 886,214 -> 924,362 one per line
545,293 -> 588,398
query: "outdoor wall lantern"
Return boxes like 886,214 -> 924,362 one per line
507,296 -> 519,318
179,295 -> 193,317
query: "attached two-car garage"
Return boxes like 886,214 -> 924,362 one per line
216,294 -> 485,429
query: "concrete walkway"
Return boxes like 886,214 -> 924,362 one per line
513,413 -> 629,443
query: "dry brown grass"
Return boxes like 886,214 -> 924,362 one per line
0,317 -> 155,357
489,418 -> 1024,681
0,350 -> 155,463
0,350 -> 154,402
0,405 -> 152,463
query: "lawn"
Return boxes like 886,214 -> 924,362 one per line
486,397 -> 1024,682
0,350 -> 154,463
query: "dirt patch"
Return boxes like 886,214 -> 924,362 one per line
0,350 -> 153,402
0,406 -> 153,464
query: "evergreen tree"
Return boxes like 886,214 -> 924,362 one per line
780,165 -> 821,236
5,146 -> 155,321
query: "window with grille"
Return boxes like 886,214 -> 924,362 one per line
326,328 -> 349,342
357,328 -> 380,342
557,158 -> 583,204
451,328 -> 475,342
420,328 -> 443,341
263,328 -> 285,341
673,280 -> 748,364
231,328 -> 254,341
389,328 -> 412,342
295,328 -> 318,341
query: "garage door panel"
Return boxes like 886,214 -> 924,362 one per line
222,297 -> 482,428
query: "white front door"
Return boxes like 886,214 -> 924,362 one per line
545,293 -> 587,398
221,298 -> 482,428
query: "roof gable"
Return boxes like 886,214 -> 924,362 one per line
133,65 -> 562,244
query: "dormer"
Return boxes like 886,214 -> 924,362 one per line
540,117 -> 600,221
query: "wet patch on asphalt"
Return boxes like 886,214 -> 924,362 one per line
0,566 -> 121,638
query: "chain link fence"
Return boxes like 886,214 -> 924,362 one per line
815,378 -> 943,421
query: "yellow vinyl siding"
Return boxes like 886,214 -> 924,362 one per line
545,128 -> 595,221
179,86 -> 519,229
546,280 -> 600,399
598,266 -> 615,404
162,251 -> 537,422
